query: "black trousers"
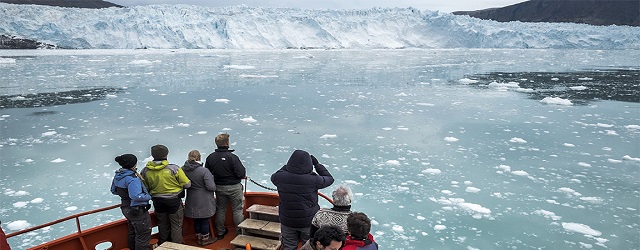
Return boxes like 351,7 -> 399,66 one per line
121,206 -> 152,250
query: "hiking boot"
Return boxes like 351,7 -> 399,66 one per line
195,233 -> 202,246
201,233 -> 216,245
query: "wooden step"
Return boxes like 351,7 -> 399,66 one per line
246,204 -> 279,222
238,218 -> 281,238
156,241 -> 207,249
231,235 -> 281,250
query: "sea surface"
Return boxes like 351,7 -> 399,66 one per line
1,49 -> 639,249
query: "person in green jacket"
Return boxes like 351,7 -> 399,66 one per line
141,144 -> 191,244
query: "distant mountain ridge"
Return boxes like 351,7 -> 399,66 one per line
0,0 -> 121,8
453,0 -> 639,26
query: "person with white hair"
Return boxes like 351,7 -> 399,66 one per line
309,184 -> 353,237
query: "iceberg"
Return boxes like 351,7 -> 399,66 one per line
0,3 -> 639,49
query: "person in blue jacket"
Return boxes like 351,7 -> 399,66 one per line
111,154 -> 152,250
271,150 -> 334,250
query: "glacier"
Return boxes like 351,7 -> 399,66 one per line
1,3 -> 640,49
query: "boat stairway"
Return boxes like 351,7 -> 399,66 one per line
230,204 -> 281,250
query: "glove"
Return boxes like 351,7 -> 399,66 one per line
310,155 -> 319,166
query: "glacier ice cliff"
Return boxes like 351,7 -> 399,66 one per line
0,3 -> 639,49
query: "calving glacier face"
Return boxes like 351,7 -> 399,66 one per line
0,3 -> 639,49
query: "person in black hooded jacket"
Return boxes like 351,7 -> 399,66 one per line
271,149 -> 334,250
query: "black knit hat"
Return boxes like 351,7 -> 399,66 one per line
151,144 -> 169,160
115,154 -> 137,169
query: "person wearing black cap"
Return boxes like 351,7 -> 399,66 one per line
110,153 -> 152,250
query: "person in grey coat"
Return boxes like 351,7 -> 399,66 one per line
182,150 -> 217,246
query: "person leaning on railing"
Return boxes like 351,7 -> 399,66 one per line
110,154 -> 152,250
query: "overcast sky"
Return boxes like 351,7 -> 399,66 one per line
107,0 -> 527,13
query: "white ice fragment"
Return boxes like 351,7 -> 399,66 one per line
197,131 -> 207,135
434,225 -> 446,231
177,123 -> 190,127
562,222 -> 601,236
563,143 -> 575,147
578,162 -> 592,167
240,116 -> 257,123
224,65 -> 255,70
459,78 -> 479,84
578,77 -> 593,81
7,220 -> 31,231
596,123 -> 614,128
623,155 -> 640,162
512,170 -> 529,176
509,137 -> 527,143
0,57 -> 17,64
50,158 -> 66,163
625,124 -> 640,130
239,74 -> 279,78
381,127 -> 392,131
422,168 -> 442,174
607,159 -> 622,163
14,190 -> 29,196
466,187 -> 481,193
444,137 -> 459,142
540,97 -> 572,106
533,210 -> 561,220
579,197 -> 603,203
13,201 -> 28,208
392,225 -> 404,233
558,187 -> 581,196
569,86 -> 588,90
31,198 -> 44,203
129,60 -> 153,64
496,165 -> 511,172
416,216 -> 426,220
214,99 -> 230,103
65,206 -> 78,211
198,99 -> 206,102
395,92 -> 408,97
386,160 -> 401,166
319,134 -> 337,139
41,131 -> 57,137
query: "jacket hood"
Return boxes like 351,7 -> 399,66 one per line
114,168 -> 137,181
284,150 -> 313,174
146,160 -> 169,170
182,160 -> 202,172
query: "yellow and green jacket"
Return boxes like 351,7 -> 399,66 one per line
140,160 -> 191,198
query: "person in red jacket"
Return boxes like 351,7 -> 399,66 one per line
1,221 -> 11,250
342,212 -> 378,250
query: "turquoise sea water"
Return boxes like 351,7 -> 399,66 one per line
1,49 -> 639,249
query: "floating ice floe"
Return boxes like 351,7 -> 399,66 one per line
214,99 -> 230,103
578,162 -> 592,167
197,131 -> 207,135
561,222 -> 601,236
509,137 -> 527,143
563,143 -> 575,147
319,134 -> 337,139
625,124 -> 640,130
392,225 -> 404,233
13,190 -> 29,196
416,103 -> 435,106
422,168 -> 442,174
430,197 -> 491,218
579,197 -> 603,204
177,123 -> 190,127
533,209 -> 561,220
239,74 -> 279,78
578,77 -> 594,81
240,116 -> 257,123
381,127 -> 392,131
444,137 -> 459,142
31,198 -> 44,203
386,160 -> 401,166
607,159 -> 622,163
7,220 -> 31,231
558,187 -> 581,196
465,187 -> 481,193
512,170 -> 529,176
596,123 -> 614,128
459,78 -> 479,84
395,92 -> 408,97
569,86 -> 588,90
0,57 -> 17,64
622,155 -> 640,162
224,65 -> 255,70
41,131 -> 57,137
50,158 -> 66,163
128,59 -> 155,64
434,225 -> 446,231
13,201 -> 28,208
540,97 -> 572,106
65,206 -> 78,211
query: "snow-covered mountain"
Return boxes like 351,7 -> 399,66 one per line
1,3 -> 639,49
